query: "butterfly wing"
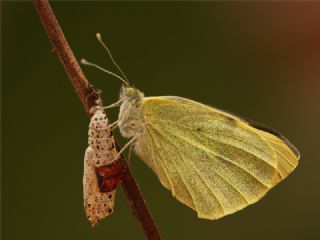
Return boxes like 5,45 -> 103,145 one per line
134,96 -> 299,220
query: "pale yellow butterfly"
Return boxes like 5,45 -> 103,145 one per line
82,33 -> 300,220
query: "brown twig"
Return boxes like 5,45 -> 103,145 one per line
32,1 -> 162,239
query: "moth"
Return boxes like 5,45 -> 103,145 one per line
82,33 -> 300,220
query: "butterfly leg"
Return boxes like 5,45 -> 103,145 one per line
108,120 -> 119,131
114,135 -> 139,161
104,98 -> 126,109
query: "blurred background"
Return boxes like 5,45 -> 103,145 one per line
2,2 -> 320,240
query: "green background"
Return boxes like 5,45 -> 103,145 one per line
2,2 -> 320,240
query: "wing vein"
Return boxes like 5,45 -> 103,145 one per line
151,122 -> 272,189
273,148 -> 296,168
146,117 -> 276,168
149,124 -> 225,215
149,127 -> 197,208
144,128 -> 161,173
155,125 -> 252,204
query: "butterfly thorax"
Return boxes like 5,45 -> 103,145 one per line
118,86 -> 145,138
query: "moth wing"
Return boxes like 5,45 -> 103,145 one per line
135,96 -> 299,219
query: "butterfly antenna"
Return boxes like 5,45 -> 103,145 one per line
96,33 -> 130,86
81,58 -> 129,86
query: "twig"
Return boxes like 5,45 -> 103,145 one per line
32,1 -> 162,239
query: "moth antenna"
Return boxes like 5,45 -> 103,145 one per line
81,58 -> 129,86
96,33 -> 130,86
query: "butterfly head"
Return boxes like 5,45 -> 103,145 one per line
120,85 -> 144,100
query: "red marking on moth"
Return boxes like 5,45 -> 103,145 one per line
95,161 -> 126,192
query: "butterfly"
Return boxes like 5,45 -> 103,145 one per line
82,33 -> 300,220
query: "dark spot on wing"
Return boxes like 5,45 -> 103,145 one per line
230,112 -> 301,159
246,119 -> 300,158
